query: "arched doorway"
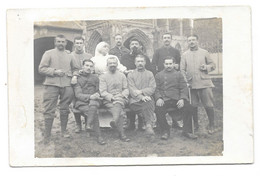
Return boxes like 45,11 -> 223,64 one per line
34,37 -> 73,84
86,31 -> 102,55
123,29 -> 152,55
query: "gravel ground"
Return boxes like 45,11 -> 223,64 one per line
34,79 -> 223,158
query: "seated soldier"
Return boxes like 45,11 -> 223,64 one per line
155,57 -> 198,140
73,59 -> 106,145
127,54 -> 156,136
99,56 -> 130,142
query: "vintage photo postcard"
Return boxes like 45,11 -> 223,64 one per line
7,6 -> 253,166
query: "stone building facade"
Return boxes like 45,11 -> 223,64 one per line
84,19 -> 193,59
34,18 -> 222,83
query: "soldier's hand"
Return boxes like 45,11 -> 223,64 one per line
142,96 -> 151,102
90,93 -> 100,100
176,99 -> 184,109
79,70 -> 84,74
200,64 -> 207,71
54,69 -> 65,76
135,90 -> 142,95
156,98 -> 164,107
174,64 -> 179,70
71,76 -> 78,85
124,70 -> 134,75
95,93 -> 103,100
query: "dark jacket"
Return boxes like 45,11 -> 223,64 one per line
121,52 -> 156,75
155,69 -> 189,101
152,46 -> 181,73
109,46 -> 130,61
73,72 -> 100,108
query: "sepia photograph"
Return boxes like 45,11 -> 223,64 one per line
34,18 -> 223,158
7,6 -> 252,166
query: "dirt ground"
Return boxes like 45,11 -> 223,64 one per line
34,79 -> 223,158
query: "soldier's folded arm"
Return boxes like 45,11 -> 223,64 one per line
140,73 -> 156,96
74,84 -> 91,102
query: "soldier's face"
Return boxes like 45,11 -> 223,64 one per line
163,34 -> 172,46
83,61 -> 94,74
74,39 -> 84,52
188,36 -> 198,48
107,58 -> 118,73
135,57 -> 146,70
115,36 -> 122,46
130,41 -> 140,51
55,37 -> 67,51
164,59 -> 174,71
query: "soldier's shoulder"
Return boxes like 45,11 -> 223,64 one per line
155,70 -> 164,77
45,49 -> 56,54
110,46 -> 117,51
120,53 -> 130,60
145,69 -> 153,75
83,53 -> 93,59
65,50 -> 71,54
155,47 -> 162,52
199,48 -> 209,53
118,71 -> 127,78
76,75 -> 85,84
90,73 -> 99,80
122,46 -> 130,51
182,50 -> 191,55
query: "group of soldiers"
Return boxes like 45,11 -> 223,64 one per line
39,32 -> 216,145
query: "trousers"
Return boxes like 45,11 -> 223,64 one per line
191,88 -> 214,108
103,102 -> 125,133
43,85 -> 74,119
129,100 -> 155,126
155,99 -> 193,134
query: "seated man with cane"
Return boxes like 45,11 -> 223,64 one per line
155,56 -> 198,140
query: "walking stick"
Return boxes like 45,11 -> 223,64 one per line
183,71 -> 194,135
188,87 -> 194,135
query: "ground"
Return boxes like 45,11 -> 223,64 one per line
34,79 -> 223,158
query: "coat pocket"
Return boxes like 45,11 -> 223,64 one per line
200,72 -> 211,80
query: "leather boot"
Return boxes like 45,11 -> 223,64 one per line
205,107 -> 215,134
84,116 -> 88,131
126,112 -> 135,130
44,118 -> 54,144
74,113 -> 82,133
118,117 -> 130,142
86,106 -> 97,131
138,115 -> 145,131
92,117 -> 106,145
60,115 -> 70,138
145,124 -> 155,136
161,124 -> 170,140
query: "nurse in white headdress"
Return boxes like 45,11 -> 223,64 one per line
91,41 -> 127,75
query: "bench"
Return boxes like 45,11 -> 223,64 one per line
71,107 -> 131,128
